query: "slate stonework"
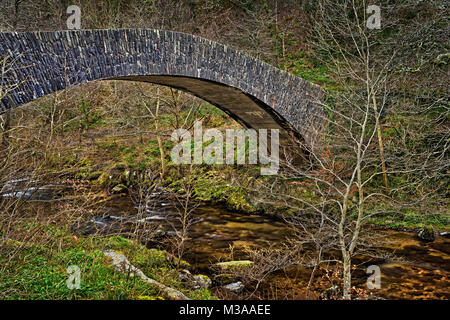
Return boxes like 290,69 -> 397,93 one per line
0,29 -> 324,146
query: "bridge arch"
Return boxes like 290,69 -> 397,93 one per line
0,29 -> 323,145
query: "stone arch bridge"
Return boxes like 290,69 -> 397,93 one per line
0,29 -> 323,146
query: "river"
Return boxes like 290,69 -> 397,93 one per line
81,191 -> 449,300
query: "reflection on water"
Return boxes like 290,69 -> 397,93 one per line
99,195 -> 449,300
183,206 -> 290,271
375,231 -> 449,299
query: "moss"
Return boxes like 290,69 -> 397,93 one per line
189,288 -> 218,300
88,171 -> 102,180
96,141 -> 117,150
111,162 -> 127,170
214,260 -> 253,270
111,184 -> 127,194
212,273 -> 236,286
284,50 -> 339,90
4,239 -> 26,247
367,208 -> 449,231
100,235 -> 134,249
226,190 -> 255,213
96,172 -> 110,186
137,295 -> 164,300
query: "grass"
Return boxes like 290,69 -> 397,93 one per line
367,207 -> 450,231
0,226 -> 215,300
282,50 -> 340,90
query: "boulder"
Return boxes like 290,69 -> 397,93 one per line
179,269 -> 192,282
223,281 -> 244,293
193,275 -> 212,289
417,226 -> 435,242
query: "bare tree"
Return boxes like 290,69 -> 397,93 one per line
254,0 -> 404,299
168,164 -> 201,268
137,86 -> 168,178
253,0 -> 449,300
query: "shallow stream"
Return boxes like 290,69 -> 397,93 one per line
92,193 -> 450,300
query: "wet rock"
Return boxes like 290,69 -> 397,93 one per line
1,182 -> 69,200
418,226 -> 435,242
74,216 -> 114,235
223,281 -> 244,293
136,216 -> 164,223
165,230 -> 177,237
1,178 -> 32,193
439,232 -> 450,239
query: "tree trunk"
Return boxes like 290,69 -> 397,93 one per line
342,254 -> 352,299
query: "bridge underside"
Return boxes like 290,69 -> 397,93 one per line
115,75 -> 296,141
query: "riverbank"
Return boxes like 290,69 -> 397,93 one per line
0,223 -> 215,300
2,187 -> 448,300
1,79 -> 447,300
81,158 -> 450,234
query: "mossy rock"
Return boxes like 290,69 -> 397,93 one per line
214,260 -> 253,270
193,274 -> 212,289
101,235 -> 134,249
111,184 -> 127,194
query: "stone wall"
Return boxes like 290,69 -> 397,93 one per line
0,29 -> 324,146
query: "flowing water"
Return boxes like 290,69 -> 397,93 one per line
90,193 -> 449,300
